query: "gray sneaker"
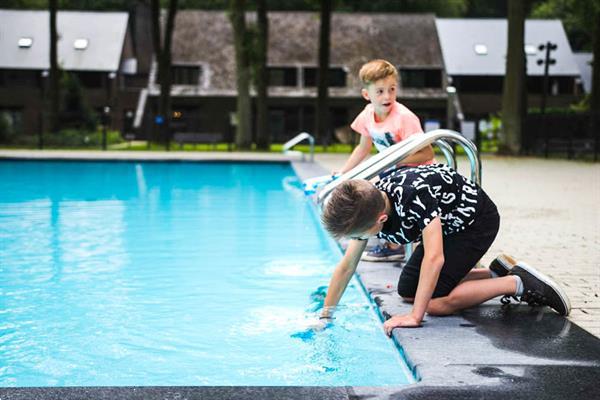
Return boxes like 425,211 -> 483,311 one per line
510,263 -> 571,316
361,244 -> 405,262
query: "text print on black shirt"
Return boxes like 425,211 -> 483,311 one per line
375,164 -> 480,245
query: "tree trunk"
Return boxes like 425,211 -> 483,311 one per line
316,0 -> 332,146
500,0 -> 525,155
49,0 -> 59,136
254,0 -> 269,150
229,0 -> 252,150
592,7 -> 599,162
591,8 -> 600,114
151,0 -> 178,150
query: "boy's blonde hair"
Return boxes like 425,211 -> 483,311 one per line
359,59 -> 398,87
321,180 -> 385,239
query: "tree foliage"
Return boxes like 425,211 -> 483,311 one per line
531,0 -> 598,51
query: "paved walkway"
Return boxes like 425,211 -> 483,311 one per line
315,154 -> 600,338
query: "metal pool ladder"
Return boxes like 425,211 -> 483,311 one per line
282,132 -> 315,162
315,129 -> 481,258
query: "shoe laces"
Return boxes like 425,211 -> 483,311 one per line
500,295 -> 520,305
521,290 -> 548,307
369,245 -> 386,255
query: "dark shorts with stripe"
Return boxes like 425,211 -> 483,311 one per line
397,189 -> 500,299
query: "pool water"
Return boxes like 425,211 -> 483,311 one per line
0,161 -> 413,386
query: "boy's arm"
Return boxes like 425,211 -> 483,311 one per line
320,239 -> 368,318
383,217 -> 444,333
398,144 -> 435,165
336,134 -> 373,175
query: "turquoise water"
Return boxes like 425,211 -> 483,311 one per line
0,161 -> 413,387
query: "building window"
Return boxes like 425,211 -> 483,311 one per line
453,76 -> 503,93
18,37 -> 33,48
400,69 -> 442,89
303,67 -> 346,87
524,44 -> 537,55
171,65 -> 201,85
0,108 -> 24,135
268,67 -> 298,87
76,72 -> 104,88
74,38 -> 89,50
474,44 -> 488,55
0,70 -> 39,88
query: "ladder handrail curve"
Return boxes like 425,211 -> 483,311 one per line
282,132 -> 315,162
317,129 -> 480,204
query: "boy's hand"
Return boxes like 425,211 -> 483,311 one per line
383,313 -> 422,336
307,316 -> 333,332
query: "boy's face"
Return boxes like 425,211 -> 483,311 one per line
361,75 -> 397,118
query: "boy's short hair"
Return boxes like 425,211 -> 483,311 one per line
359,59 -> 399,87
321,180 -> 385,239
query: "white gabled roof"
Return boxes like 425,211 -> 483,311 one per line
436,18 -> 580,76
0,9 -> 128,71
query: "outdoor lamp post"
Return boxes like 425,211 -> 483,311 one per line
446,85 -> 457,131
39,70 -> 49,150
101,106 -> 110,150
537,42 -> 557,115
103,71 -> 116,150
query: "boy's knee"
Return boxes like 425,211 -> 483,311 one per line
397,282 -> 416,300
426,295 -> 457,316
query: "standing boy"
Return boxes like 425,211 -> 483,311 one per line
338,59 -> 434,262
319,164 -> 570,334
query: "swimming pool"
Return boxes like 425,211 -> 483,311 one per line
0,160 -> 413,387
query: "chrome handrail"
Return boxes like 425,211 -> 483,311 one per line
282,132 -> 315,162
317,129 -> 480,204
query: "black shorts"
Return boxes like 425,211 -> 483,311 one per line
397,190 -> 500,299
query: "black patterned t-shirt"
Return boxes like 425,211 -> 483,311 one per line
375,164 -> 481,244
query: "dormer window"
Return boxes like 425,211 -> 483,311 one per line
524,44 -> 537,55
474,44 -> 488,55
18,37 -> 33,48
74,38 -> 89,50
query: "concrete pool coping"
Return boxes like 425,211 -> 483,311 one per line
1,150 -> 599,400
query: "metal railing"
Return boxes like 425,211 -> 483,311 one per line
317,129 -> 480,204
315,129 -> 480,259
282,132 -> 315,162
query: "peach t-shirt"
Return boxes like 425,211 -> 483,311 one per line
351,102 -> 431,164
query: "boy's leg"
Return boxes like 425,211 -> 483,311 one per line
397,193 -> 501,301
427,275 -> 517,315
427,262 -> 571,316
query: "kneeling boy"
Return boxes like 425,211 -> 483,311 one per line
319,164 -> 570,335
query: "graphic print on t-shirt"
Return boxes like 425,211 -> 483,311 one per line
372,132 -> 396,149
375,164 -> 480,245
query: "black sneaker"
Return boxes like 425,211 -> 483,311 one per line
489,254 -> 517,277
510,263 -> 571,316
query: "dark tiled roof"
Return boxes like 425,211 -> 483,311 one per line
171,11 -> 444,94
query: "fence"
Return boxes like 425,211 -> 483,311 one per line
522,113 -> 599,161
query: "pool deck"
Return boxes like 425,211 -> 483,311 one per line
1,150 -> 599,400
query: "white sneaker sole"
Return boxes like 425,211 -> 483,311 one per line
516,262 -> 571,316
360,254 -> 405,262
